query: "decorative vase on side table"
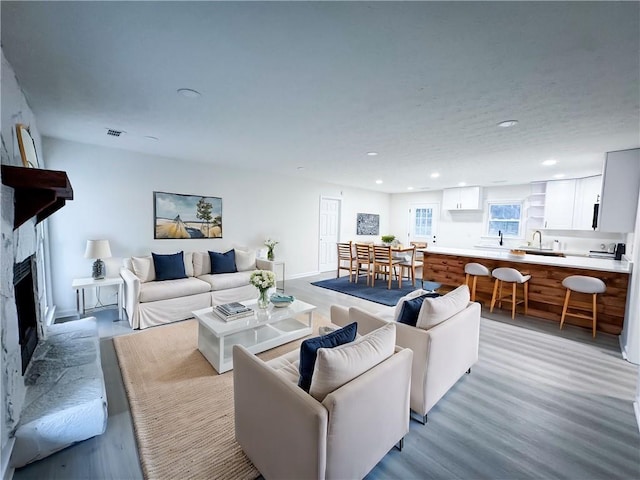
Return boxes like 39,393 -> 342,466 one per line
265,238 -> 279,261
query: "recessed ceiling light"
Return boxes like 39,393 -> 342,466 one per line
144,135 -> 159,141
367,152 -> 378,156
177,88 -> 201,98
542,159 -> 557,166
498,120 -> 518,128
430,172 -> 440,179
553,173 -> 565,179
407,186 -> 414,191
492,180 -> 508,184
375,179 -> 383,184
458,182 -> 467,187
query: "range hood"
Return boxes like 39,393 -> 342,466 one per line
1,165 -> 73,229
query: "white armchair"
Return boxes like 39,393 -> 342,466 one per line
233,336 -> 413,479
331,298 -> 480,424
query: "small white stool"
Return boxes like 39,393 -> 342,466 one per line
560,275 -> 606,338
490,267 -> 531,319
464,263 -> 490,303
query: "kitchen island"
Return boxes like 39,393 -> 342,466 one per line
421,247 -> 632,335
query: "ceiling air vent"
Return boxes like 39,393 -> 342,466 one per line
106,129 -> 123,137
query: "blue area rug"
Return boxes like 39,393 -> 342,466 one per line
311,275 -> 442,307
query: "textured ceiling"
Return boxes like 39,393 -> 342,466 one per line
2,1 -> 639,193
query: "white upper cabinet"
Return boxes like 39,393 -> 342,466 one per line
572,175 -> 601,230
544,179 -> 576,229
543,176 -> 604,230
442,186 -> 482,210
598,149 -> 640,233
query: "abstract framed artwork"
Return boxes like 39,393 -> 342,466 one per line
154,191 -> 223,239
356,213 -> 380,235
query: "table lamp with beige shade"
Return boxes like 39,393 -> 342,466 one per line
84,240 -> 111,279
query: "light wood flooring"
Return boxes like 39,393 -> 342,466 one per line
13,272 -> 640,479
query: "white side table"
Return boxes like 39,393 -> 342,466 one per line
262,260 -> 285,292
71,277 -> 124,320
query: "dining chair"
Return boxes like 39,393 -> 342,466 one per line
372,244 -> 402,289
354,243 -> 374,285
336,241 -> 357,282
398,245 -> 423,288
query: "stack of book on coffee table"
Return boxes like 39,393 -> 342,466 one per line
212,302 -> 254,322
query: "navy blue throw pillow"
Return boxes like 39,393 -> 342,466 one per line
397,293 -> 441,326
152,251 -> 187,281
209,249 -> 237,274
298,322 -> 358,392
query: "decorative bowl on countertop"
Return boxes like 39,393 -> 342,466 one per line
509,249 -> 526,256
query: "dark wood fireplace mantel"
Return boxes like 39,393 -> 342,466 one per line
1,165 -> 73,229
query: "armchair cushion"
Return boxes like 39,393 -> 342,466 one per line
417,284 -> 470,330
310,323 -> 396,401
397,293 -> 440,326
152,252 -> 187,281
298,322 -> 358,392
209,249 -> 238,274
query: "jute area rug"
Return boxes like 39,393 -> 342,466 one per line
113,315 -> 331,480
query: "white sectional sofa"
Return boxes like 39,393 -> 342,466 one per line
121,249 -> 273,329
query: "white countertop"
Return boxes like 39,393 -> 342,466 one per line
423,246 -> 632,274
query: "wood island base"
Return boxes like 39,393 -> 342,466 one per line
422,251 -> 630,335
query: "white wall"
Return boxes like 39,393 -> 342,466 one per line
620,185 -> 640,365
43,138 -> 390,316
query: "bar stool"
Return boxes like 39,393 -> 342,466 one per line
560,275 -> 606,338
490,267 -> 531,319
464,262 -> 490,302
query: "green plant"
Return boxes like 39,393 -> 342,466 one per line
381,235 -> 396,243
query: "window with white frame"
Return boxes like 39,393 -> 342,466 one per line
486,201 -> 522,237
409,203 -> 438,241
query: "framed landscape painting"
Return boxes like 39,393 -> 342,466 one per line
356,213 -> 380,235
154,191 -> 223,239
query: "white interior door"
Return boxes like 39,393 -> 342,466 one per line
408,203 -> 439,245
319,197 -> 341,272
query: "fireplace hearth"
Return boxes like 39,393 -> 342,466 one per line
14,255 -> 38,374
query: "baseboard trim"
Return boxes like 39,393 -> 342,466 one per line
2,437 -> 15,480
288,270 -> 321,280
45,305 -> 57,326
55,308 -> 76,319
618,336 -> 639,365
619,335 -> 628,360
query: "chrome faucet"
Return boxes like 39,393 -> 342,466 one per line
532,230 -> 542,250
498,230 -> 503,246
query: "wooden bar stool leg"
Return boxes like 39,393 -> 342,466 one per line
511,283 -> 517,319
471,276 -> 478,302
490,279 -> 499,312
465,273 -> 471,287
592,293 -> 597,338
498,281 -> 503,309
560,289 -> 571,330
524,281 -> 529,316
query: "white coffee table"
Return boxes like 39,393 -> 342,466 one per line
193,299 -> 315,373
